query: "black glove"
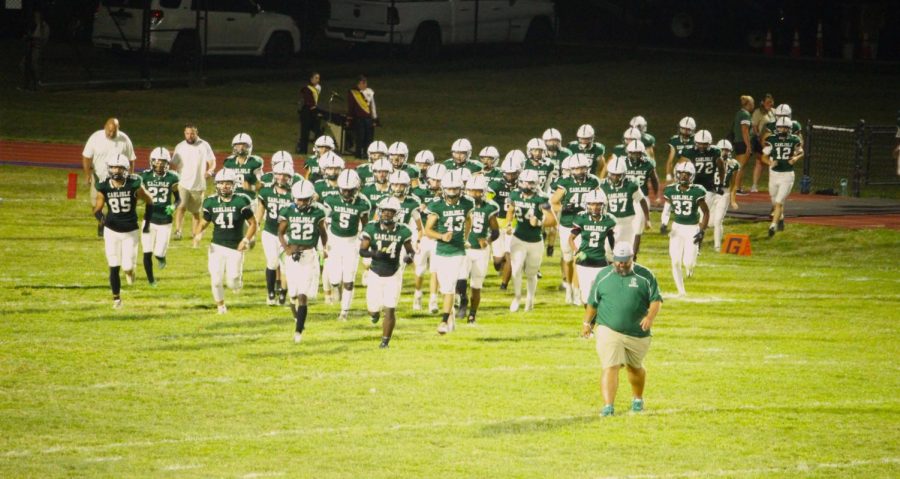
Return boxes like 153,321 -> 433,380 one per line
693,230 -> 705,245
292,251 -> 302,262
660,224 -> 668,235
403,254 -> 414,265
561,203 -> 579,215
94,211 -> 106,226
716,186 -> 725,195
142,220 -> 150,233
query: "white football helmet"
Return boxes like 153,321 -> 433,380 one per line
606,157 -> 627,187
624,127 -> 642,142
442,170 -> 464,188
675,161 -> 696,185
319,152 -> 345,180
372,158 -> 393,172
389,170 -> 412,197
577,124 -> 595,140
271,150 -> 294,167
367,140 -> 388,160
291,180 -> 315,203
629,115 -> 648,133
583,189 -> 608,206
774,103 -> 792,118
570,153 -> 592,170
518,169 -> 540,193
150,147 -> 171,175
426,163 -> 448,182
626,140 -> 646,156
542,128 -> 562,142
388,141 -> 409,168
467,175 -> 489,191
338,169 -> 361,189
107,154 -> 131,181
694,130 -> 713,146
715,139 -> 733,151
560,156 -> 573,174
775,116 -> 792,134
451,138 -> 473,156
231,132 -> 253,156
501,150 -> 526,172
414,150 -> 435,167
479,146 -> 500,161
215,169 -> 237,197
526,138 -> 547,154
273,161 -> 295,177
678,116 -> 697,136
314,135 -> 335,150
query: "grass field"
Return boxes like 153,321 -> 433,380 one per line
1,165 -> 898,478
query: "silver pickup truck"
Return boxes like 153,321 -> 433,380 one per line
326,0 -> 556,57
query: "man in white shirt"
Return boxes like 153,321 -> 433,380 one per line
171,124 -> 217,241
82,118 -> 136,202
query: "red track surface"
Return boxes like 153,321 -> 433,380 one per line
2,139 -> 897,230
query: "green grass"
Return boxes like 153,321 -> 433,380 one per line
1,165 -> 898,478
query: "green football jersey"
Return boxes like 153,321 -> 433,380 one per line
508,189 -> 549,243
442,159 -> 483,175
599,178 -> 642,218
625,155 -> 657,196
412,186 -> 441,206
765,120 -> 803,136
487,178 -> 514,210
323,194 -> 370,237
641,133 -> 656,149
278,203 -> 326,248
680,146 -> 721,190
732,109 -> 752,142
304,154 -> 322,180
394,195 -> 423,230
572,211 -> 616,266
314,179 -> 340,201
97,175 -> 144,232
545,146 -> 572,172
258,185 -> 294,235
567,141 -> 606,173
610,144 -> 627,162
667,135 -> 694,158
140,170 -> 179,225
361,222 -> 413,277
361,183 -> 392,213
427,197 -> 474,256
467,199 -> 500,249
223,155 -> 264,199
664,184 -> 707,225
356,163 -> 374,186
259,172 -> 304,189
766,133 -> 802,173
524,159 -> 557,191
480,167 -> 503,181
554,174 -> 601,227
715,158 -> 741,189
202,193 -> 254,249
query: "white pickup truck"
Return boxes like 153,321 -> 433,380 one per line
326,0 -> 556,58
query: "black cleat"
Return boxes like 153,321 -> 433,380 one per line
768,225 -> 776,238
97,223 -> 104,237
455,305 -> 467,319
537,271 -> 543,279
500,283 -> 508,291
371,313 -> 380,324
660,224 -> 668,235
379,338 -> 390,349
546,245 -> 554,257
278,289 -> 287,305
777,219 -> 785,231
467,315 -> 476,324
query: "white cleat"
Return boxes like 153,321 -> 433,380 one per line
573,290 -> 583,307
266,296 -> 277,306
437,322 -> 449,335
448,312 -> 456,332
217,304 -> 227,315
112,298 -> 122,309
685,269 -> 694,278
428,298 -> 438,314
564,287 -> 573,305
338,310 -> 349,321
324,291 -> 334,305
509,299 -> 520,312
413,295 -> 422,311
125,271 -> 134,285
525,298 -> 534,312
293,332 -> 303,343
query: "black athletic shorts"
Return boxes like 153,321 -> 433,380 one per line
751,136 -> 763,154
733,141 -> 748,155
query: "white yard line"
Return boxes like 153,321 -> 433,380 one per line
3,399 -> 896,459
596,457 -> 900,479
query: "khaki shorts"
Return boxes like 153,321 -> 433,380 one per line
179,186 -> 205,215
595,325 -> 651,369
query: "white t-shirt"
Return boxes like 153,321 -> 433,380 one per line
82,130 -> 136,182
172,139 -> 216,191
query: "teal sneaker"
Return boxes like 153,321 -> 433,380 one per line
600,405 -> 614,417
631,398 -> 644,413
157,257 -> 167,270
148,281 -> 158,288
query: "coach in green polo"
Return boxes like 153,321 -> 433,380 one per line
582,242 -> 662,417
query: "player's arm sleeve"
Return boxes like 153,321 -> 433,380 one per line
202,203 -> 212,222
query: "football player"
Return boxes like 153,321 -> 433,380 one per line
542,128 -> 572,173
601,157 -> 650,257
660,116 -> 696,207
506,169 -> 556,312
524,138 -> 557,194
424,170 -> 473,334
569,190 -> 616,305
323,169 -> 370,320
550,153 -> 599,305
629,115 -> 656,159
359,197 -> 415,348
257,162 -> 297,305
755,104 -> 803,195
357,140 -> 388,186
223,133 -> 264,202
278,180 -> 328,343
360,158 -> 393,285
710,139 -> 740,251
303,135 -> 336,182
194,170 -> 257,313
602,127 -> 643,176
488,151 -> 524,290
477,146 -> 503,181
139,147 -> 180,286
761,116 -> 804,237
412,163 -> 446,312
661,162 -> 709,296
443,138 -> 483,174
567,124 -> 606,176
623,140 -> 660,258
413,149 -> 435,186
458,175 -> 500,324
314,151 -> 345,302
93,154 -> 154,308
388,141 -> 420,187
678,130 -> 723,211
259,151 -> 305,189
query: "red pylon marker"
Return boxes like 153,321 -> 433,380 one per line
763,30 -> 774,56
815,21 -> 824,58
790,30 -> 801,57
